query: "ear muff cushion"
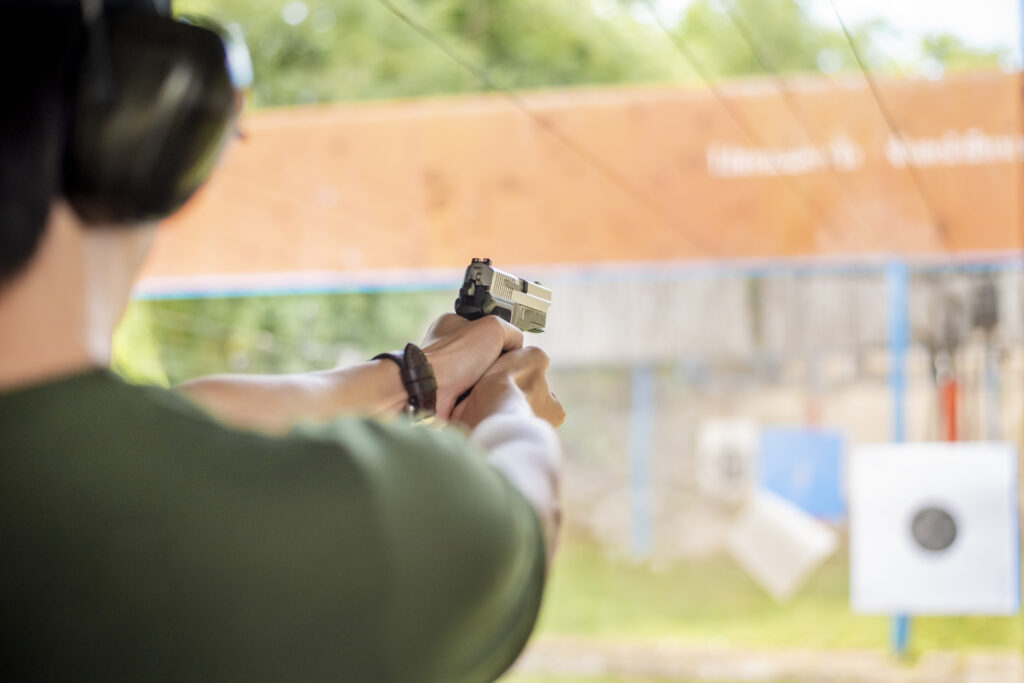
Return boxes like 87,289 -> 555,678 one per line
64,11 -> 236,224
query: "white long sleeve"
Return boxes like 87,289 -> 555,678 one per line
470,409 -> 563,561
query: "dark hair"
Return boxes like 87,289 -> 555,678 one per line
0,1 -> 171,287
0,8 -> 83,286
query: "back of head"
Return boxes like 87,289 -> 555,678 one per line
0,0 -> 242,287
0,2 -> 89,284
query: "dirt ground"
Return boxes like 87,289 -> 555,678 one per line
510,637 -> 1024,683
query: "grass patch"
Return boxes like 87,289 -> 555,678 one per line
532,536 -> 1023,653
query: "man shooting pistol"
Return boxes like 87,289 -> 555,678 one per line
0,3 -> 564,681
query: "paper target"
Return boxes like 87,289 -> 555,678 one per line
850,442 -> 1020,615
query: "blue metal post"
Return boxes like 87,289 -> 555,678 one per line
886,261 -> 911,657
886,262 -> 909,444
985,338 -> 1002,440
629,365 -> 656,559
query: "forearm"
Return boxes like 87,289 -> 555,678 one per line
176,360 -> 407,434
464,381 -> 562,561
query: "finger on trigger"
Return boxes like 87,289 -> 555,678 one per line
499,319 -> 524,351
477,315 -> 524,352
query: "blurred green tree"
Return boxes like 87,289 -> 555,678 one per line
172,0 -> 942,109
920,32 -> 1010,72
174,0 -> 693,107
671,0 -> 865,76
124,291 -> 451,385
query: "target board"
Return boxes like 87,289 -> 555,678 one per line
695,419 -> 758,506
850,442 -> 1021,615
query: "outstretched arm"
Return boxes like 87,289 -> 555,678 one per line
175,360 -> 407,434
176,314 -> 524,434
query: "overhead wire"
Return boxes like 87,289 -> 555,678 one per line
372,0 -> 721,258
638,0 -> 834,231
826,0 -> 947,243
715,0 -> 879,252
717,0 -> 819,135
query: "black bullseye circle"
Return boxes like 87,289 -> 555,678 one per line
910,506 -> 957,552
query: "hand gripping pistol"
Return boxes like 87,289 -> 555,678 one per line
454,258 -> 552,333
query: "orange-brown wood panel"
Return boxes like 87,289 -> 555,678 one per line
143,71 -> 1024,282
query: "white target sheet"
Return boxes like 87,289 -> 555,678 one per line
850,442 -> 1021,615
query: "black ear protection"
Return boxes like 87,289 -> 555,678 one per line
63,0 -> 252,224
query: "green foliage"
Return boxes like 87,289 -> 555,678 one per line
171,0 -> 998,111
174,0 -> 691,107
171,0 -> 1011,108
674,0 -> 859,77
921,32 -> 1010,72
117,291 -> 450,386
112,302 -> 170,386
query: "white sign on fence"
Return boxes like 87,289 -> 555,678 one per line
695,418 -> 759,506
727,490 -> 838,602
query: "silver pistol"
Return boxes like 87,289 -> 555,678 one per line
454,258 -> 552,333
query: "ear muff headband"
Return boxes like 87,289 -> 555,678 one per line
64,5 -> 250,224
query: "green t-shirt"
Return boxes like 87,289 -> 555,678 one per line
0,369 -> 546,682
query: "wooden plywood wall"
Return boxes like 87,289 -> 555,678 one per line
141,70 -> 1024,290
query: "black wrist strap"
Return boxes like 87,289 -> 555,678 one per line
373,343 -> 437,423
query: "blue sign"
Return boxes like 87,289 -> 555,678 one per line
759,427 -> 845,520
